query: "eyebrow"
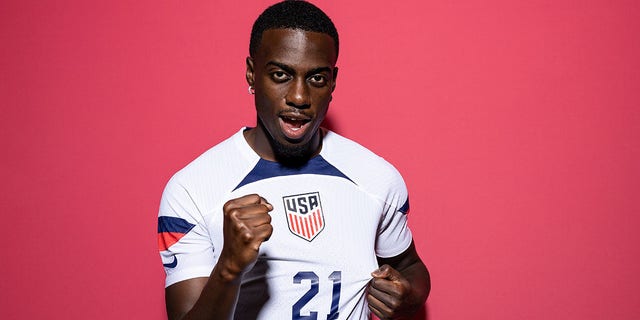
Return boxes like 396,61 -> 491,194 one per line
266,61 -> 333,77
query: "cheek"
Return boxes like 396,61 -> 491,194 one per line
255,91 -> 277,110
257,86 -> 286,106
312,92 -> 332,110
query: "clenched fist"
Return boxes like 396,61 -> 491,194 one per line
218,194 -> 273,280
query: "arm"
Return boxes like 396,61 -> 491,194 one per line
165,194 -> 273,320
367,241 -> 430,320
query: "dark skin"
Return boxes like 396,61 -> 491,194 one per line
165,28 -> 430,320
245,28 -> 337,162
371,243 -> 431,319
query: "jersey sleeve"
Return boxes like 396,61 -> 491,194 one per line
158,175 -> 215,287
375,169 -> 413,258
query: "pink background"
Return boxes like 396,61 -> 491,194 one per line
2,0 -> 639,319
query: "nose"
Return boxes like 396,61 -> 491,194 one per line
285,78 -> 310,109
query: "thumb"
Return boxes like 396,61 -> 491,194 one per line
371,264 -> 393,278
259,197 -> 273,211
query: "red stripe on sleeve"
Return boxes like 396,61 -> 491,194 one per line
158,232 -> 186,251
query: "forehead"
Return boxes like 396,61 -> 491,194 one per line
255,28 -> 337,67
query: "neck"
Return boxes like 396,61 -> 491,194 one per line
243,124 -> 323,165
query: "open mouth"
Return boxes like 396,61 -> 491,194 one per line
279,115 -> 312,140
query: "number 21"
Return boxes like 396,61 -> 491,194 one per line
292,271 -> 342,320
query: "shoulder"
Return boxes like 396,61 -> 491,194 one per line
161,129 -> 258,208
173,129 -> 257,180
321,130 -> 407,195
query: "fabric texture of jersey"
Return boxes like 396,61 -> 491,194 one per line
158,128 -> 413,319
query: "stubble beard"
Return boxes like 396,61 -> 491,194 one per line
270,135 -> 314,168
258,119 -> 316,167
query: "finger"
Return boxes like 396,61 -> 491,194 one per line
234,220 -> 272,243
224,194 -> 269,211
368,303 -> 386,320
259,196 -> 273,211
371,264 -> 400,280
367,283 -> 399,311
234,206 -> 273,223
367,287 -> 393,319
370,275 -> 410,299
228,202 -> 273,221
227,202 -> 273,219
229,214 -> 271,243
253,223 -> 273,243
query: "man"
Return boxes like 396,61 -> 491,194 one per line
158,1 -> 430,319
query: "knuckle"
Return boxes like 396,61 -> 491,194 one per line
232,221 -> 246,233
224,204 -> 239,217
366,293 -> 374,304
223,197 -> 241,211
388,298 -> 401,310
223,201 -> 233,212
242,231 -> 254,243
226,208 -> 240,219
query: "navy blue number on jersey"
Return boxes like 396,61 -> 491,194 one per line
292,271 -> 342,320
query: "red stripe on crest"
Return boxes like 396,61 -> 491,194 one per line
312,211 -> 319,230
295,216 -> 303,238
304,217 -> 313,238
294,215 -> 301,234
307,217 -> 314,237
309,216 -> 316,236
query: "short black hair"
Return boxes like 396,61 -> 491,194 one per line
249,0 -> 339,58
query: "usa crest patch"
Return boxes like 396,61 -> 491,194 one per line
283,192 -> 325,241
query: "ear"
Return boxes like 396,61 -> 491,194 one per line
246,56 -> 255,87
331,66 -> 339,93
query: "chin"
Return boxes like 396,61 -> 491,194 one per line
270,137 -> 313,167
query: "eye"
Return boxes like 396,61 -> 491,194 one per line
271,71 -> 291,82
308,75 -> 327,87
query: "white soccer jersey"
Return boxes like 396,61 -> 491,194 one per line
158,128 -> 413,320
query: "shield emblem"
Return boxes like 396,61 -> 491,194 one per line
283,192 -> 325,241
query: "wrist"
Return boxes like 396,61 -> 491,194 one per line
214,255 -> 245,284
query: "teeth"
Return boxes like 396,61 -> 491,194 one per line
281,116 -> 308,134
283,115 -> 307,121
